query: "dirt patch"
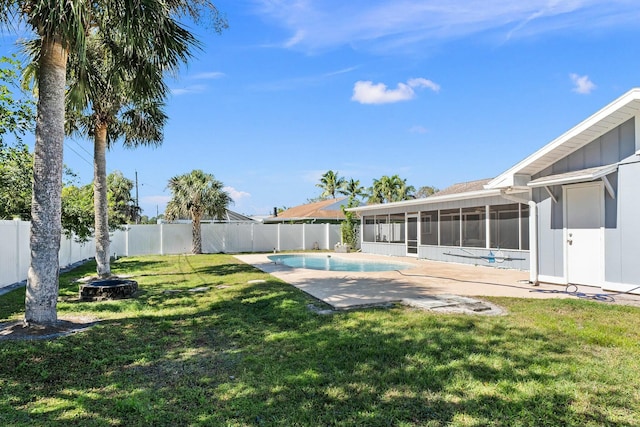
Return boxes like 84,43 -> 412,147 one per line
0,316 -> 99,341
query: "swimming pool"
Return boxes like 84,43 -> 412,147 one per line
267,254 -> 413,272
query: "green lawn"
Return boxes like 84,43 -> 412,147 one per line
1,254 -> 639,426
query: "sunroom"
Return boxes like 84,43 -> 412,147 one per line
350,181 -> 531,270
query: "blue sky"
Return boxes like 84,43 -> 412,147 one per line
3,0 -> 640,217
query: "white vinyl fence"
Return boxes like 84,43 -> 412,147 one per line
1,221 -> 341,289
111,223 -> 341,256
0,219 -> 95,289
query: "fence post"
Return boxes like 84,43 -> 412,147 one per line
69,233 -> 73,268
160,223 -> 164,255
302,223 -> 306,250
251,223 -> 255,253
223,224 -> 227,253
277,224 -> 281,251
15,219 -> 21,284
325,223 -> 330,250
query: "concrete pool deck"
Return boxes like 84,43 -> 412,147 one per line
235,252 -> 640,312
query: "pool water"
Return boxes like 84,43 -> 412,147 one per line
268,254 -> 413,272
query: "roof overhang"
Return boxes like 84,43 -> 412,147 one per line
527,163 -> 618,188
527,163 -> 618,201
347,189 -> 502,213
486,88 -> 640,190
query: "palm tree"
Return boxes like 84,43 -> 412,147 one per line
65,32 -> 173,278
165,170 -> 232,254
377,175 -> 396,203
368,174 -> 416,203
316,170 -> 346,199
339,178 -> 366,202
0,0 -> 225,325
393,175 -> 416,202
0,1 -> 96,325
367,177 -> 385,204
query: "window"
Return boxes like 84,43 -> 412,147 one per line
420,210 -> 438,245
376,215 -> 388,242
440,209 -> 460,246
462,207 -> 486,247
521,205 -> 530,250
489,204 -> 530,250
363,217 -> 375,242
389,213 -> 405,243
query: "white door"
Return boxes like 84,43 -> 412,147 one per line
565,183 -> 603,286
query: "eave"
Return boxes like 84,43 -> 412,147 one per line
486,88 -> 640,189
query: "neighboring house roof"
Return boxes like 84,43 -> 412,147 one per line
207,209 -> 257,222
171,209 -> 257,223
433,178 -> 493,197
264,197 -> 348,222
486,87 -> 640,190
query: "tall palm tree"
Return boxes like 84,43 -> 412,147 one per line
65,32 -> 173,278
0,1 -> 92,325
316,170 -> 346,199
368,174 -> 415,203
372,175 -> 395,203
393,174 -> 416,202
339,178 -> 366,202
367,177 -> 385,204
165,170 -> 232,254
0,0 -> 225,325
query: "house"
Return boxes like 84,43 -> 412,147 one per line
348,88 -> 640,294
167,209 -> 257,223
263,197 -> 349,224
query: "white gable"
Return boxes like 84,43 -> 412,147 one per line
486,88 -> 640,190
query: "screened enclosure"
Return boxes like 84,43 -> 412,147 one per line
362,203 -> 529,251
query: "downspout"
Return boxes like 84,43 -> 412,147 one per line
528,201 -> 539,285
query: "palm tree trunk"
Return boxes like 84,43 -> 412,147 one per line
192,214 -> 202,254
25,37 -> 68,325
94,124 -> 111,278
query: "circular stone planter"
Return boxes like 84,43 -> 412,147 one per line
79,279 -> 138,302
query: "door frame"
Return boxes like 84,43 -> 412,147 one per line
562,181 -> 605,286
406,213 -> 419,257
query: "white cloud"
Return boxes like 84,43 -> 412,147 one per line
142,195 -> 171,204
352,81 -> 414,104
303,170 -> 327,183
170,85 -> 207,96
570,73 -> 596,94
170,72 -> 224,96
250,66 -> 359,91
323,66 -> 359,77
140,195 -> 171,216
254,1 -> 640,53
192,71 -> 225,80
351,78 -> 439,105
284,29 -> 306,48
408,78 -> 440,92
223,186 -> 251,201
